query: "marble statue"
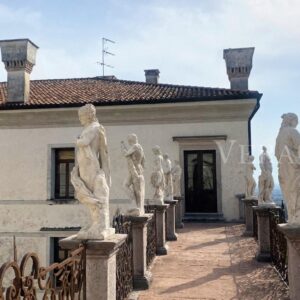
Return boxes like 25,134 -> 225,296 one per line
71,104 -> 114,239
150,146 -> 165,205
275,113 -> 300,224
245,155 -> 257,199
258,146 -> 275,205
121,134 -> 146,216
172,160 -> 182,197
162,153 -> 173,201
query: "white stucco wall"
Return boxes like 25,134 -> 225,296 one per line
0,119 -> 248,225
0,98 -> 258,266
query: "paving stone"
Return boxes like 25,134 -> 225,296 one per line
138,223 -> 289,300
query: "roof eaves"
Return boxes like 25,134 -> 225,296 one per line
0,93 -> 263,111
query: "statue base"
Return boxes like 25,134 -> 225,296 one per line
126,207 -> 145,217
76,226 -> 115,240
242,197 -> 258,236
258,202 -> 277,208
127,214 -> 153,290
165,199 -> 178,241
235,193 -> 245,221
60,233 -> 126,300
154,204 -> 169,255
253,205 -> 280,262
174,196 -> 184,229
148,198 -> 164,206
278,223 -> 300,300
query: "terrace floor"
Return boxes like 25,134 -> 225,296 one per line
138,223 -> 289,300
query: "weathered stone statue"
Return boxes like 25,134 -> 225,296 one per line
121,134 -> 146,216
150,146 -> 165,205
258,146 -> 275,205
71,104 -> 114,239
172,160 -> 182,197
245,155 -> 257,198
275,113 -> 300,224
162,153 -> 173,201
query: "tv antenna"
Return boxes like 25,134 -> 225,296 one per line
98,37 -> 115,76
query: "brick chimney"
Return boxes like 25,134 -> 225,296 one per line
0,39 -> 38,103
223,47 -> 254,90
144,69 -> 160,84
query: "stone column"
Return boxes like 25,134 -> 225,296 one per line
278,224 -> 300,300
253,205 -> 279,261
127,214 -> 153,290
242,198 -> 258,236
174,196 -> 184,228
60,234 -> 127,300
165,199 -> 178,241
155,204 -> 169,255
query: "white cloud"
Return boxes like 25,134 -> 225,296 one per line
0,3 -> 41,27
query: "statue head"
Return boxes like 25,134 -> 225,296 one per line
281,113 -> 298,128
163,153 -> 169,160
152,145 -> 162,155
78,104 -> 98,126
128,133 -> 138,145
262,146 -> 267,153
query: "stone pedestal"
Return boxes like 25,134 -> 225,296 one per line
253,205 -> 279,262
154,204 -> 169,255
242,198 -> 258,236
60,234 -> 126,300
278,224 -> 300,300
127,214 -> 153,290
235,193 -> 245,221
165,199 -> 178,241
174,196 -> 184,228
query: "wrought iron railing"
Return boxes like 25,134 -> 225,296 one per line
113,214 -> 133,300
145,206 -> 157,267
0,245 -> 86,300
269,207 -> 288,284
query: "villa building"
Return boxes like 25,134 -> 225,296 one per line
0,39 -> 262,264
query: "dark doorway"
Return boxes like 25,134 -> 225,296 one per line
184,150 -> 217,213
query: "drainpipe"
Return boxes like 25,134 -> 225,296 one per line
248,95 -> 262,155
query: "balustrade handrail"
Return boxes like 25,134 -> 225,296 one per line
0,244 -> 86,300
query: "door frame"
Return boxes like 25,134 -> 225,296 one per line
173,136 -> 224,215
184,149 -> 218,213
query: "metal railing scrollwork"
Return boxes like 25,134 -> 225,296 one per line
269,207 -> 288,284
0,245 -> 86,300
113,214 -> 133,300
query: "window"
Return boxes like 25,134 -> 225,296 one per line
51,237 -> 68,263
50,237 -> 69,287
55,148 -> 75,199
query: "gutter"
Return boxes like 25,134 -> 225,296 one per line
248,94 -> 262,155
0,93 -> 263,111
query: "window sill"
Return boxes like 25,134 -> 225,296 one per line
47,199 -> 78,204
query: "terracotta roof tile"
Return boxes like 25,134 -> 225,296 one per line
0,77 -> 262,109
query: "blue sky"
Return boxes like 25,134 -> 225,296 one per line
0,0 -> 300,184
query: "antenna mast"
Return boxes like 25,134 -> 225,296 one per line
99,37 -> 115,76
